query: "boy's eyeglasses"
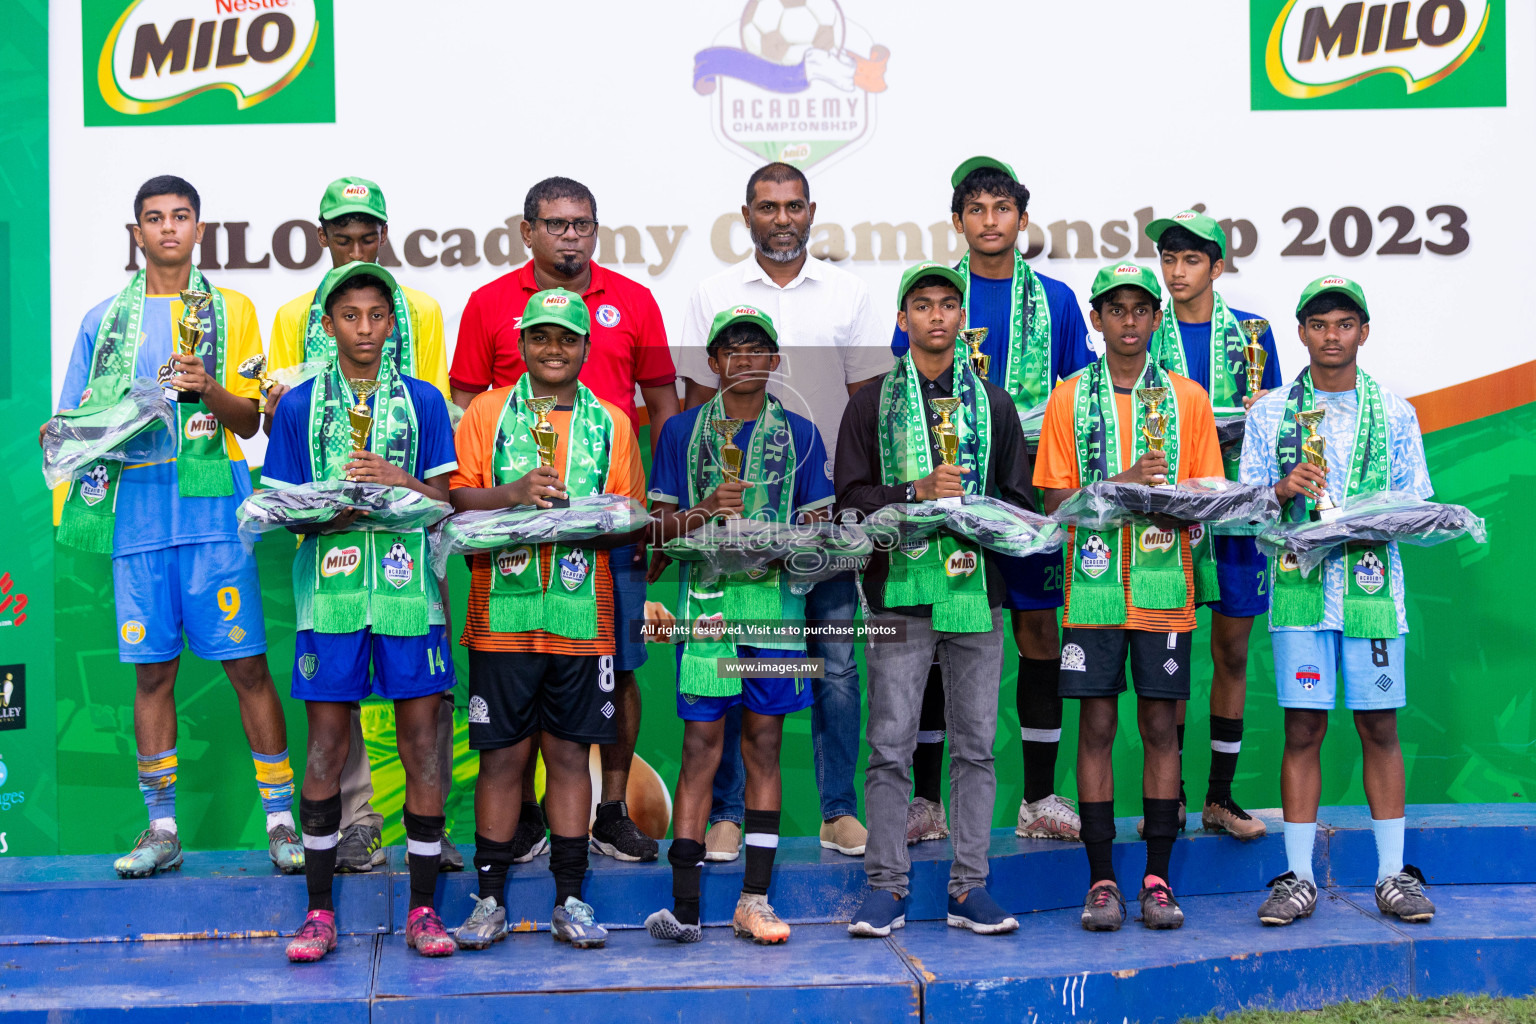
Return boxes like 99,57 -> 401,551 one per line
534,217 -> 598,237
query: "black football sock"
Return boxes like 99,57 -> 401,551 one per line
549,834 -> 589,908
299,793 -> 342,913
1018,656 -> 1063,804
1079,800 -> 1116,886
1206,716 -> 1242,806
668,838 -> 705,925
913,660 -> 945,804
1143,797 -> 1181,882
472,833 -> 515,907
1175,723 -> 1187,806
742,808 -> 780,897
403,809 -> 445,911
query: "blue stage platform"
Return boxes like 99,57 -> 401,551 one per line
2,804 -> 1533,1021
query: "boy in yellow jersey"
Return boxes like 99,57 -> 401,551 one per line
263,176 -> 458,874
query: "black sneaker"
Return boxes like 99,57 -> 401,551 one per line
589,800 -> 658,862
511,802 -> 549,864
1138,882 -> 1185,930
334,823 -> 383,874
1081,883 -> 1126,932
1257,871 -> 1318,925
1376,864 -> 1435,923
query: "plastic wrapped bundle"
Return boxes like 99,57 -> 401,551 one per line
1215,413 -> 1247,462
1052,477 -> 1278,532
864,495 -> 1063,559
238,481 -> 452,547
431,494 -> 650,577
1019,402 -> 1047,454
1257,490 -> 1487,574
664,519 -> 873,582
41,379 -> 177,487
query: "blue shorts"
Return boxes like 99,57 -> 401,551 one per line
998,551 -> 1065,611
674,646 -> 816,722
611,542 -> 648,674
112,542 -> 267,663
1272,630 -> 1406,711
1204,534 -> 1269,618
292,625 -> 456,702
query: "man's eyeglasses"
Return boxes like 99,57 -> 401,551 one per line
534,217 -> 598,237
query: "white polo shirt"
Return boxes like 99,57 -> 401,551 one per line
676,254 -> 893,469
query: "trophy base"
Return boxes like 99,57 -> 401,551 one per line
937,496 -> 963,508
546,497 -> 570,510
163,384 -> 200,404
1311,504 -> 1343,523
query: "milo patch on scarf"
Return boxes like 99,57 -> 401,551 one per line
945,549 -> 978,577
1137,525 -> 1178,554
321,545 -> 363,577
496,546 -> 534,577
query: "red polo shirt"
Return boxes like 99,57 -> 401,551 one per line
450,260 -> 676,429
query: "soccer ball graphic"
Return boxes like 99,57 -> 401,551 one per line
87,464 -> 110,488
386,542 -> 411,565
741,0 -> 845,65
1082,535 -> 1110,556
1358,550 -> 1384,574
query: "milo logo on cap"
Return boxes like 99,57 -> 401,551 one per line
342,184 -> 369,199
1321,277 -> 1349,287
543,294 -> 571,308
1174,210 -> 1199,220
733,306 -> 760,317
1114,264 -> 1141,275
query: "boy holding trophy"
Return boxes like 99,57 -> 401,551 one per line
1241,276 -> 1436,926
449,289 -> 645,950
1033,263 -> 1222,931
643,306 -> 834,945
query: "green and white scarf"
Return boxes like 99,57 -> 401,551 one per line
57,269 -> 234,554
676,392 -> 806,697
1269,368 -> 1395,638
957,250 -> 1052,411
487,376 -> 614,640
301,275 -> 415,377
1066,355 -> 1192,625
307,358 -> 428,637
1150,291 -> 1250,412
877,349 -> 992,633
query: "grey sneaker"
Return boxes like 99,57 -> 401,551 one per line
512,802 -> 550,864
454,894 -> 508,950
1081,882 -> 1126,932
1138,882 -> 1185,930
334,823 -> 383,873
552,896 -> 607,948
644,907 -> 702,944
905,797 -> 949,845
113,827 -> 183,879
439,839 -> 465,872
268,823 -> 305,874
1258,872 -> 1318,926
1376,865 -> 1435,923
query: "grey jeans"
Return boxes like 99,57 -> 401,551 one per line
340,693 -> 456,832
863,608 -> 1005,899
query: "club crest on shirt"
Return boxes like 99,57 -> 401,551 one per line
382,542 -> 415,589
1138,526 -> 1177,553
559,548 -> 590,591
596,304 -> 621,328
299,653 -> 318,680
944,549 -> 977,577
80,464 -> 111,506
1078,534 -> 1111,578
321,546 -> 362,577
183,412 -> 219,441
1295,664 -> 1320,691
1352,550 -> 1386,594
497,546 -> 533,577
1061,643 -> 1086,672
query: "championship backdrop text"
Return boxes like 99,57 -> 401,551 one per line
2,0 -> 1527,855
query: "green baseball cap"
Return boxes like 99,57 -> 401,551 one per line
1296,275 -> 1370,318
520,288 -> 590,336
897,261 -> 968,310
319,176 -> 387,222
1145,208 -> 1227,260
318,261 -> 398,312
950,155 -> 1017,189
707,304 -> 778,348
1089,262 -> 1163,304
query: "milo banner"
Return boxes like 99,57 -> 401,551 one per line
6,1 -> 1529,857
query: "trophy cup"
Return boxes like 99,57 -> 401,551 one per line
1294,407 -> 1339,520
164,289 -> 211,404
237,354 -> 280,397
345,379 -> 382,478
929,396 -> 964,507
710,418 -> 746,520
960,327 -> 990,378
1136,387 -> 1171,486
1238,319 -> 1270,397
523,394 -> 568,508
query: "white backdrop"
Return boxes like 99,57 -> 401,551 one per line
49,1 -> 1535,468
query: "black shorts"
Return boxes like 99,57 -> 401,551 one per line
1057,627 -> 1191,701
466,649 -> 618,749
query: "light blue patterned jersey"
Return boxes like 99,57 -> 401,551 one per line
1241,379 -> 1432,634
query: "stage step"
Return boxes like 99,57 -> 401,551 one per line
2,804 -> 1530,943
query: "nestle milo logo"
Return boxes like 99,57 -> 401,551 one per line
1252,0 -> 1504,110
84,0 -> 336,126
341,183 -> 369,199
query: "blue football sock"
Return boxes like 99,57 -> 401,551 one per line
1283,820 -> 1318,884
1372,817 -> 1405,881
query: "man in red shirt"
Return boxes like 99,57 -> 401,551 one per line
451,176 -> 679,863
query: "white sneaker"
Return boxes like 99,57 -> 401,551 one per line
1017,794 -> 1081,840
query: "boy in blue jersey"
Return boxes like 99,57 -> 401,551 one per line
893,156 -> 1094,844
51,176 -> 299,879
1241,276 -> 1435,926
261,263 -> 460,962
644,307 -> 833,945
1146,211 -> 1283,841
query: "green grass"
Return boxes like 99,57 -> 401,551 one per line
1187,995 -> 1536,1023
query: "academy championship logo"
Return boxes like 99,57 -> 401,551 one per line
84,0 -> 336,126
1353,549 -> 1387,594
694,0 -> 890,170
558,548 -> 590,592
1079,534 -> 1111,579
1251,0 -> 1505,110
381,541 -> 415,590
320,545 -> 361,577
79,464 -> 111,507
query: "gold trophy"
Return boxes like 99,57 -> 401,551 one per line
960,327 -> 990,378
1238,318 -> 1270,398
929,396 -> 964,507
1136,387 -> 1171,486
710,418 -> 746,520
1294,406 -> 1339,519
523,394 -> 568,508
164,289 -> 212,404
237,354 -> 280,396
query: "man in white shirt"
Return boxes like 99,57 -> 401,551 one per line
674,162 -> 892,860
